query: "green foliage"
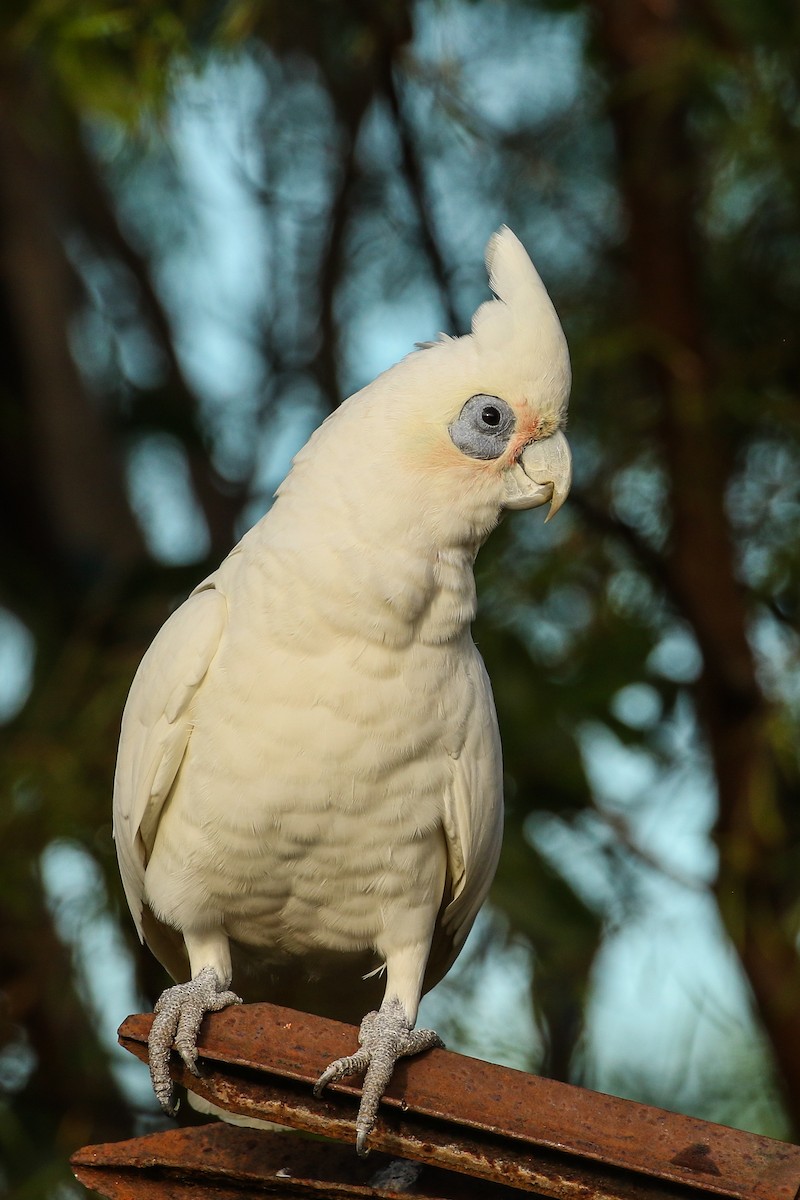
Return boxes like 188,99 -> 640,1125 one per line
3,0 -> 240,120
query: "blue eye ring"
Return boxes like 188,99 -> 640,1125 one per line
449,394 -> 515,460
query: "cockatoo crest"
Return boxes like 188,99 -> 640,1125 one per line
404,227 -> 571,446
448,226 -> 571,427
480,227 -> 566,357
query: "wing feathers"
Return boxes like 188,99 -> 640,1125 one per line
432,654 -> 504,981
112,585 -> 227,939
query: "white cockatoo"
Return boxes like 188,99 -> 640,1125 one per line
113,226 -> 571,1154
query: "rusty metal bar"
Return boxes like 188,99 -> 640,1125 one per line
71,1123 -> 520,1199
111,1002 -> 800,1200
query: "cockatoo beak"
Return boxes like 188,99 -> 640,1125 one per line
502,430 -> 572,519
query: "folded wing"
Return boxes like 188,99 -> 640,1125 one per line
429,652 -> 504,986
112,584 -> 227,940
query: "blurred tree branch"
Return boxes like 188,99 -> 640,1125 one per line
0,67 -> 145,625
381,63 -> 460,334
64,122 -> 246,556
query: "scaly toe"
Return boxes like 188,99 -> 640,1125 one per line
314,1048 -> 371,1096
149,1004 -> 181,1113
403,1026 -> 444,1055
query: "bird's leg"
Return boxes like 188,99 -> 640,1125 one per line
314,994 -> 443,1155
148,934 -> 242,1114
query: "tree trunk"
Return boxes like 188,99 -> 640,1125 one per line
592,0 -> 800,1132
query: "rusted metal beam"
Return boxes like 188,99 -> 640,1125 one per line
113,1002 -> 800,1199
71,1123 -> 520,1199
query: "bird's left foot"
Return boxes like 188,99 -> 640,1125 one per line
314,996 -> 443,1156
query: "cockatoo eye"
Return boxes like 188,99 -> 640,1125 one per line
448,394 -> 516,460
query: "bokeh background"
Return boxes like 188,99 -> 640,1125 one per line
2,1 -> 799,1195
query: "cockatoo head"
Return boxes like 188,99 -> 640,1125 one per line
284,226 -> 571,549
414,225 -> 570,517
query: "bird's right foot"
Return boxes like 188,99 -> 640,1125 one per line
148,964 -> 242,1114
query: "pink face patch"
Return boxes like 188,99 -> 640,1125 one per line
507,413 -> 540,462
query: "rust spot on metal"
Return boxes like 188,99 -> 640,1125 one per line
112,1000 -> 800,1200
670,1145 -> 722,1177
